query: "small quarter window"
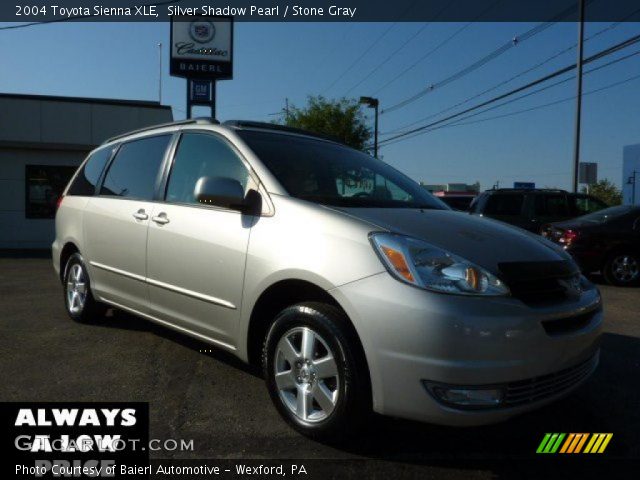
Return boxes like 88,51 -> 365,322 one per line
67,147 -> 113,196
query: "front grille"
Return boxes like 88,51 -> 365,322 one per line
542,308 -> 600,336
504,354 -> 598,407
498,260 -> 580,304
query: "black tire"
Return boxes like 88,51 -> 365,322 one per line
262,302 -> 370,440
603,251 -> 640,287
62,253 -> 107,323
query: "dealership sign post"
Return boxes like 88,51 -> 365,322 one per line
170,15 -> 234,118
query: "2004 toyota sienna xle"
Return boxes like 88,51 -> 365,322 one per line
53,118 -> 602,439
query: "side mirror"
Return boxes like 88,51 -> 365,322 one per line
195,177 -> 246,211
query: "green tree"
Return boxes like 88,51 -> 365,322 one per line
281,96 -> 371,151
581,179 -> 622,206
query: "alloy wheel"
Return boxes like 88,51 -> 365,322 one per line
274,326 -> 340,423
611,255 -> 639,283
66,263 -> 87,314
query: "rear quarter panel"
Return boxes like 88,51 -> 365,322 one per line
53,196 -> 90,277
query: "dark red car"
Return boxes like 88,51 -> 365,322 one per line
542,205 -> 640,286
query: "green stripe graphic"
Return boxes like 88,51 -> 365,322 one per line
543,434 -> 559,453
537,433 -> 552,453
550,433 -> 566,453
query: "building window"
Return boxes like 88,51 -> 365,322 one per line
25,165 -> 77,219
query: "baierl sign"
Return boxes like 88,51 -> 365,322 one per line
170,15 -> 233,79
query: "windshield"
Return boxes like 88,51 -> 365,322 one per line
579,205 -> 637,223
237,130 -> 448,210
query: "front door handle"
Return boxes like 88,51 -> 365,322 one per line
152,213 -> 170,225
132,209 -> 148,221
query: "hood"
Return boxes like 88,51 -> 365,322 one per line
333,207 -> 572,275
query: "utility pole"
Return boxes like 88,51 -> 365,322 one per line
629,170 -> 638,205
158,43 -> 163,104
359,96 -> 379,158
572,0 -> 586,193
285,98 -> 290,122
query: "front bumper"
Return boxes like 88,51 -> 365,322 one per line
330,273 -> 602,426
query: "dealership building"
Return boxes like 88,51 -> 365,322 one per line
0,93 -> 173,249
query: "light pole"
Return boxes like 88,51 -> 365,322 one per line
158,42 -> 163,104
360,96 -> 379,158
572,0 -> 586,193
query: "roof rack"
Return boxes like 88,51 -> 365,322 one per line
224,120 -> 341,143
487,188 -> 568,193
103,117 -> 219,144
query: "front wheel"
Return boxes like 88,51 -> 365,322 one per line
263,302 -> 369,440
603,252 -> 640,286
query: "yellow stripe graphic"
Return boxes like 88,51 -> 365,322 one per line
583,434 -> 598,453
560,433 -> 575,453
597,434 -> 613,453
591,433 -> 606,453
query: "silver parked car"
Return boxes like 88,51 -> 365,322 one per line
53,119 -> 602,438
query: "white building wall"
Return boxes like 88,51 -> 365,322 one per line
0,95 -> 172,249
0,148 -> 87,249
622,144 -> 640,206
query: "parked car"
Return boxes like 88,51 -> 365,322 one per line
433,192 -> 477,211
470,188 -> 608,232
53,119 -> 602,439
542,205 -> 640,286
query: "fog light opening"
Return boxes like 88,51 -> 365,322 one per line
424,382 -> 504,408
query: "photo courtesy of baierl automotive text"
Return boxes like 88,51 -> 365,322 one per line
2,0 -> 640,478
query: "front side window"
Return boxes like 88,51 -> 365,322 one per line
67,147 -> 113,196
165,133 -> 249,205
236,130 -> 447,209
100,135 -> 171,200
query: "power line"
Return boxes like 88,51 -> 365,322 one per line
448,69 -> 640,129
440,49 -> 640,128
342,23 -> 432,97
372,33 -> 640,148
341,1 -> 454,97
382,55 -> 640,146
382,16 -> 636,136
320,0 -> 418,95
380,2 -> 589,115
369,0 -> 504,97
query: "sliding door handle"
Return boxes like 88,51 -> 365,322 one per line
132,209 -> 148,221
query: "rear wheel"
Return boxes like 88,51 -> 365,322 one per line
603,252 -> 640,286
63,253 -> 106,322
263,302 -> 369,440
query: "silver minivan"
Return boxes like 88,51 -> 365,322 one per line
53,118 -> 602,439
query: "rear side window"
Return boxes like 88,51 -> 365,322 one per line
535,194 -> 569,216
572,195 -> 607,216
484,194 -> 524,216
67,147 -> 113,196
100,135 -> 171,200
165,133 -> 249,205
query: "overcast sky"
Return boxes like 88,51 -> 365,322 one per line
1,20 -> 639,190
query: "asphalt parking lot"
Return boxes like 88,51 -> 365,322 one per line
2,256 -> 639,478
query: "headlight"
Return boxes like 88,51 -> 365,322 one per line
370,233 -> 509,296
